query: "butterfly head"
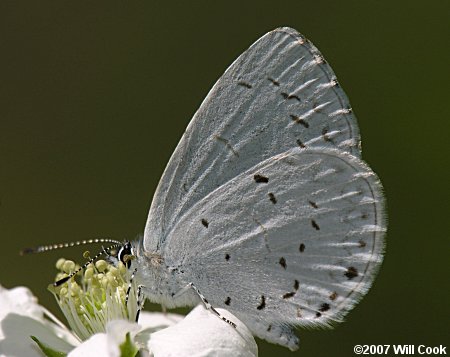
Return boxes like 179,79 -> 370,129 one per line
117,241 -> 136,269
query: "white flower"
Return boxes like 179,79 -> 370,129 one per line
0,284 -> 77,356
0,283 -> 257,356
148,305 -> 258,357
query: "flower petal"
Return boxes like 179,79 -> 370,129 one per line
148,305 -> 258,357
68,333 -> 119,357
106,319 -> 140,345
0,313 -> 74,356
68,319 -> 148,357
137,311 -> 183,332
0,285 -> 44,322
133,311 -> 184,352
0,285 -> 77,356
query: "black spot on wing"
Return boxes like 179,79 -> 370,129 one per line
225,297 -> 231,306
299,243 -> 305,253
345,267 -> 358,280
268,78 -> 280,86
237,81 -> 252,88
279,257 -> 287,269
308,200 -> 318,209
225,253 -> 230,261
311,219 -> 320,230
319,303 -> 330,312
201,219 -> 209,228
290,114 -> 309,128
268,192 -> 277,204
281,92 -> 301,102
296,138 -> 306,148
283,280 -> 300,299
257,295 -> 266,310
283,291 -> 295,299
254,174 -> 269,183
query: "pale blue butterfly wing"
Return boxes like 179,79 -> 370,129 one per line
144,27 -> 361,252
162,148 -> 385,349
141,27 -> 385,349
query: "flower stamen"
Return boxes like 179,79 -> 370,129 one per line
50,256 -> 138,340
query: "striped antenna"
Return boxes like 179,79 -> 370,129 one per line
53,242 -> 124,287
20,238 -> 122,256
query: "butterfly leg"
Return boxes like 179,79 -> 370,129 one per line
124,268 -> 146,322
135,284 -> 145,322
125,268 -> 138,305
188,282 -> 237,328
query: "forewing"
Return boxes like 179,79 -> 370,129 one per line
163,148 -> 385,342
144,27 -> 361,250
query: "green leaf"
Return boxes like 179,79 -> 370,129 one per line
30,336 -> 67,357
119,332 -> 139,357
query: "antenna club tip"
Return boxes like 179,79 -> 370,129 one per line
20,247 -> 35,256
54,276 -> 70,287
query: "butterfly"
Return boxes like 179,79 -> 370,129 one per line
128,27 -> 386,350
39,27 -> 387,350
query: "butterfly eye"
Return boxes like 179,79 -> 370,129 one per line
117,242 -> 135,269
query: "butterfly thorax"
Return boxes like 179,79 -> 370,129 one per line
133,242 -> 198,309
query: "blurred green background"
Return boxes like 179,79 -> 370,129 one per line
0,1 -> 448,356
